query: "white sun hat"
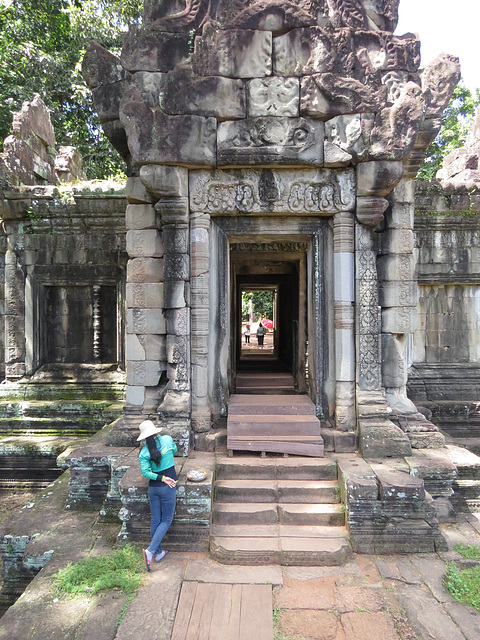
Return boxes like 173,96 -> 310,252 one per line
136,419 -> 162,441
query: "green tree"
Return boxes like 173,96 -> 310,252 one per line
417,82 -> 480,181
0,0 -> 142,179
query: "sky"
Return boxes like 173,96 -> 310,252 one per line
395,0 -> 478,91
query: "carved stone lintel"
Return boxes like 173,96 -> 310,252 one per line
189,168 -> 355,215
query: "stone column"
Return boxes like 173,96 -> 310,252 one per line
355,223 -> 381,393
5,249 -> 26,379
333,211 -> 356,431
379,178 -> 418,413
124,183 -> 165,417
190,212 -> 211,448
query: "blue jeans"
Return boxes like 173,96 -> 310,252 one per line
147,484 -> 176,554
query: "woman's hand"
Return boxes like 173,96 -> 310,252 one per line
163,476 -> 177,488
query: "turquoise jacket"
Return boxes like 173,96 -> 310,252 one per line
139,435 -> 177,481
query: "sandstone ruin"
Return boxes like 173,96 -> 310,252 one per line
1,0 -> 480,591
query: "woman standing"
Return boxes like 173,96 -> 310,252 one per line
137,419 -> 177,572
256,321 -> 265,349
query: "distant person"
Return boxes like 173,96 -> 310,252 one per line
244,324 -> 250,344
256,321 -> 265,349
137,420 -> 177,572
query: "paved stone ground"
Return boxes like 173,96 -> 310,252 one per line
1,473 -> 480,639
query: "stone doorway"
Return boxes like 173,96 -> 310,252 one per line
232,250 -> 305,394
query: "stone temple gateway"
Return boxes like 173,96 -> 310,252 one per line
83,0 -> 460,456
3,0 -> 480,570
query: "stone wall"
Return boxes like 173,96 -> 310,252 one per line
408,180 -> 480,438
0,182 -> 128,380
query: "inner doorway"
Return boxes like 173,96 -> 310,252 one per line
230,244 -> 307,395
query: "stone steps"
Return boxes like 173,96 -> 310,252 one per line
227,394 -> 324,457
210,455 -> 351,566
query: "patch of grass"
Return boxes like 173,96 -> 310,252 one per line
444,563 -> 480,611
53,545 -> 145,597
455,543 -> 480,560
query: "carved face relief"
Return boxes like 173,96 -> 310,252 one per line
382,70 -> 407,104
247,77 -> 299,117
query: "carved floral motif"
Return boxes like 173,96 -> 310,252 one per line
190,169 -> 355,214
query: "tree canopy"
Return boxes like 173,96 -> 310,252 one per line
417,83 -> 480,181
0,0 -> 141,179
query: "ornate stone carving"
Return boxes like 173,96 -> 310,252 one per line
247,78 -> 299,117
192,24 -> 272,78
119,84 -> 217,167
422,54 -> 461,119
301,73 -> 387,120
273,28 -> 355,77
142,0 -> 400,34
189,168 -> 355,214
370,82 -> 424,160
161,69 -> 246,119
325,114 -> 375,162
217,117 -> 324,166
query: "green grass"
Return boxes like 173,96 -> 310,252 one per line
455,543 -> 480,560
444,563 -> 480,611
53,545 -> 145,597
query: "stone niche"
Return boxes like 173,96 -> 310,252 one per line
83,0 -> 460,456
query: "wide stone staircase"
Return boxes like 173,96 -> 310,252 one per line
210,456 -> 351,565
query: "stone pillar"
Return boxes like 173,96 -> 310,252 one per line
355,223 -> 381,393
379,178 -> 418,413
190,213 -> 211,448
333,211 -> 355,431
125,189 -> 165,416
5,249 -> 26,379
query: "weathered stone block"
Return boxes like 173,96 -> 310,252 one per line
422,54 -> 461,118
126,257 -> 164,283
164,253 -> 189,281
377,254 -> 415,282
154,197 -> 189,223
82,40 -> 130,90
126,385 -> 145,406
125,204 -> 156,230
11,94 -> 56,147
165,308 -> 190,336
157,389 -> 191,418
381,228 -> 414,254
162,226 -> 189,254
273,28 -> 354,77
162,69 -> 246,119
325,114 -> 375,164
359,419 -> 412,458
382,306 -> 418,334
131,71 -> 165,108
381,333 -> 407,388
126,334 -> 146,361
384,203 -> 414,229
378,280 -> 417,308
127,360 -> 165,386
246,77 -> 299,117
192,25 -> 272,78
301,74 -> 387,120
164,281 -> 186,308
137,335 -> 166,361
139,165 -> 189,198
376,468 -> 425,501
121,27 -> 190,72
120,84 -> 216,167
126,177 -> 153,204
126,229 -> 163,258
370,83 -> 424,160
356,196 -> 388,226
92,81 -> 130,123
217,117 -> 324,166
357,161 -> 404,197
126,283 -> 164,308
324,142 -> 352,167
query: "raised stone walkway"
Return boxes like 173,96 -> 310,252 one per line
1,471 -> 480,639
